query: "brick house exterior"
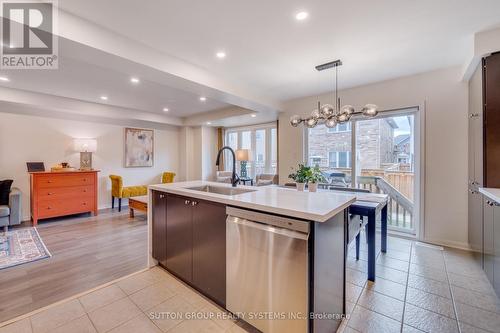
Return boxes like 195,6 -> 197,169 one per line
308,118 -> 398,171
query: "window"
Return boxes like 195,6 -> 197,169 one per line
328,151 -> 351,168
328,122 -> 351,133
225,123 -> 277,178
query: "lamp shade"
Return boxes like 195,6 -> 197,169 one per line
235,149 -> 250,161
73,139 -> 97,153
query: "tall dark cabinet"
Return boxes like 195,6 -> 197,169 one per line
484,53 -> 500,188
468,52 -> 500,296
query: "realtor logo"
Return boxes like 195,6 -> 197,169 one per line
1,0 -> 58,69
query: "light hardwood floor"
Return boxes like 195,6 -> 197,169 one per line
0,209 -> 148,323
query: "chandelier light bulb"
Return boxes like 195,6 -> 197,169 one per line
320,104 -> 335,117
290,115 -> 302,127
311,109 -> 321,119
305,117 -> 318,128
325,117 -> 338,128
337,113 -> 351,123
362,104 -> 378,117
341,105 -> 355,115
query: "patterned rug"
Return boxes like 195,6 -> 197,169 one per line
0,228 -> 51,270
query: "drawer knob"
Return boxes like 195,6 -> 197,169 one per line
47,192 -> 53,195
82,202 -> 87,206
47,206 -> 51,210
185,200 -> 191,205
83,189 -> 87,192
191,201 -> 198,206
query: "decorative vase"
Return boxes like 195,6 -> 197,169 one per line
309,183 -> 318,192
296,182 -> 306,191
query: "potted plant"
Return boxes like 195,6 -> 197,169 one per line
306,166 -> 325,192
289,164 -> 310,191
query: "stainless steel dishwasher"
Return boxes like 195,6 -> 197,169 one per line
226,206 -> 310,333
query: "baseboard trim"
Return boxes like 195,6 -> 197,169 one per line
421,237 -> 471,251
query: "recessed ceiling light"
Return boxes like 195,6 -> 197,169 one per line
206,122 -> 212,125
130,77 -> 140,84
100,95 -> 108,101
199,96 -> 207,102
216,51 -> 226,59
163,107 -> 169,112
295,11 -> 309,20
0,76 -> 10,82
251,114 -> 257,118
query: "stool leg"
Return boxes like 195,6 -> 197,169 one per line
112,196 -> 114,209
356,233 -> 360,260
118,198 -> 122,212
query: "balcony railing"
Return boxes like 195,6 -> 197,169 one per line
321,168 -> 415,233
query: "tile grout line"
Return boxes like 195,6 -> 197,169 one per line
442,248 -> 462,333
76,298 -> 98,333
400,240 -> 414,333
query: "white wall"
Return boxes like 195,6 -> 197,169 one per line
176,126 -> 218,182
279,66 -> 469,249
0,112 -> 179,220
201,127 -> 218,181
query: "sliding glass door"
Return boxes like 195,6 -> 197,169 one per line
307,109 -> 419,234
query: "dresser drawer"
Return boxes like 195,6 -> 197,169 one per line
38,197 -> 95,218
37,173 -> 95,188
38,185 -> 94,199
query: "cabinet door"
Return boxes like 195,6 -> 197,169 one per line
484,198 -> 494,284
494,204 -> 500,296
166,194 -> 193,283
484,54 -> 500,188
469,191 -> 483,263
152,191 -> 167,265
192,199 -> 227,305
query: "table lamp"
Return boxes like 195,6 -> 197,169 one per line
236,149 -> 250,178
73,139 -> 97,170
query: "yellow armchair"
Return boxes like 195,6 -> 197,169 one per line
162,172 -> 176,183
109,175 -> 147,212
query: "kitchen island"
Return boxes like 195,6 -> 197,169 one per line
147,181 -> 356,333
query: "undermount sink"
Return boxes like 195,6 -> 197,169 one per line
186,185 -> 256,196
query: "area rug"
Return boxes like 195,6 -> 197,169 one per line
0,228 -> 51,270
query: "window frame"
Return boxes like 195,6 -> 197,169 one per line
224,122 -> 277,177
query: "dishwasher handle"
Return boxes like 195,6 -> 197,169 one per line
227,216 -> 309,240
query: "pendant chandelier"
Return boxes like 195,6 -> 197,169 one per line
290,60 -> 378,128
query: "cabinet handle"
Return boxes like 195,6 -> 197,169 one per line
469,113 -> 479,118
159,194 -> 165,199
47,206 -> 51,210
47,192 -> 53,195
185,200 -> 191,205
191,201 -> 198,206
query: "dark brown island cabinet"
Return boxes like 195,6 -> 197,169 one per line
152,191 -> 226,306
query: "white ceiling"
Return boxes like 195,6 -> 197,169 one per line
58,0 -> 500,101
0,51 -> 230,117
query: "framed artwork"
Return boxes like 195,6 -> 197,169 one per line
124,128 -> 154,167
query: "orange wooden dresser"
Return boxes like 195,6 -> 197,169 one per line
30,170 -> 99,225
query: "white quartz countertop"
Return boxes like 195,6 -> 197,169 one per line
479,188 -> 500,204
149,181 -> 356,222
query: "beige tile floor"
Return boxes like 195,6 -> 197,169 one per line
341,233 -> 500,333
0,233 -> 499,333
